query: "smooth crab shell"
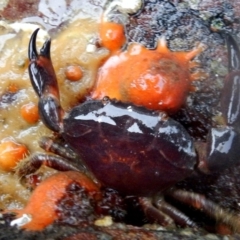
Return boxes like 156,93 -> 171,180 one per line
63,100 -> 197,196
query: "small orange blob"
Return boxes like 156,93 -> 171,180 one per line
20,102 -> 39,124
65,65 -> 83,81
92,38 -> 204,112
99,21 -> 126,52
7,83 -> 18,93
0,140 -> 28,171
11,171 -> 100,231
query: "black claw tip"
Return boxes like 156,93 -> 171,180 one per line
28,28 -> 40,60
40,39 -> 51,59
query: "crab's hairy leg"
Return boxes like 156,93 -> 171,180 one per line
138,197 -> 175,227
28,28 -> 64,132
17,153 -> 84,178
39,136 -> 80,162
139,196 -> 198,228
167,189 -> 240,233
153,197 -> 197,228
38,136 -> 88,170
16,139 -> 98,182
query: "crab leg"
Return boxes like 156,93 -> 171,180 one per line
167,189 -> 240,233
16,136 -> 97,182
28,28 -> 64,132
38,136 -> 80,162
138,197 -> 175,227
139,196 -> 198,228
153,197 -> 198,228
17,153 -> 82,178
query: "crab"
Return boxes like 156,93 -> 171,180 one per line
13,2 -> 240,233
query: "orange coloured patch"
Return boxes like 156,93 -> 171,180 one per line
0,140 -> 28,171
99,21 -> 126,52
65,65 -> 83,81
7,83 -> 19,93
92,38 -> 204,112
20,102 -> 39,124
11,171 -> 100,231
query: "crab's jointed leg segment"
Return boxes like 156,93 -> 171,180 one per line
167,189 -> 240,232
141,196 -> 198,228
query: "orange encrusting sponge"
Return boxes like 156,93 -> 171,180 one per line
0,140 -> 28,171
10,171 -> 100,231
92,38 -> 204,112
99,20 -> 126,52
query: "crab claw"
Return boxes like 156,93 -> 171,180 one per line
198,33 -> 240,172
221,33 -> 240,127
225,33 -> 240,72
28,28 -> 63,132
